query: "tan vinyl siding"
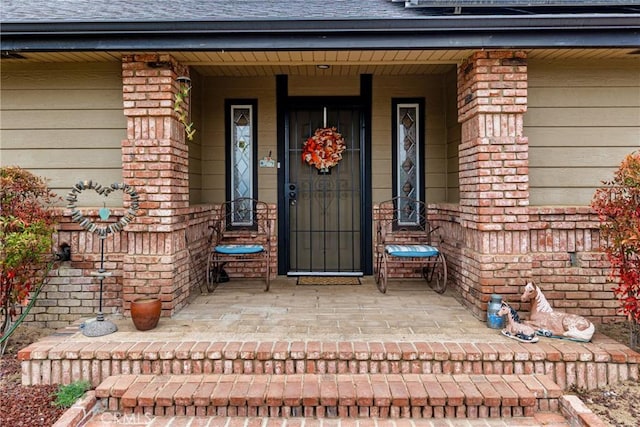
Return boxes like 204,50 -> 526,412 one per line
526,59 -> 640,206
0,62 -> 126,207
188,71 -> 204,204
372,73 -> 453,204
201,76 -> 277,204
444,70 -> 460,203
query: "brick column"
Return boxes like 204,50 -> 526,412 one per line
457,51 -> 532,317
121,54 -> 191,316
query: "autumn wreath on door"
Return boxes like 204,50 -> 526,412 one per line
302,127 -> 346,173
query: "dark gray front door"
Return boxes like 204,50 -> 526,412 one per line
285,106 -> 362,274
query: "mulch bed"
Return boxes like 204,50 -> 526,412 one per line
0,354 -> 65,427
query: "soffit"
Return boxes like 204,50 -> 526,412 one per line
2,48 -> 637,76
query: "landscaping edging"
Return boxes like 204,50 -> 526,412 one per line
560,395 -> 608,427
52,391 -> 99,427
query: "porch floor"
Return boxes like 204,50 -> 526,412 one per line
116,276 -> 500,343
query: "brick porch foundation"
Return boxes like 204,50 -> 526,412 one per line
19,336 -> 639,391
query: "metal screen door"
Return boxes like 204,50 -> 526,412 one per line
286,106 -> 362,274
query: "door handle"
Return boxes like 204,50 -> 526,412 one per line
287,183 -> 297,206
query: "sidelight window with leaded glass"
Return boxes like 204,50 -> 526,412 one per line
392,98 -> 425,226
226,100 -> 258,226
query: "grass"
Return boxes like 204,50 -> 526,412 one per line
52,380 -> 91,408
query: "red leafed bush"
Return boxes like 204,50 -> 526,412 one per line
0,167 -> 58,344
592,152 -> 640,347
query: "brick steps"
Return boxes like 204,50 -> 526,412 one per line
19,338 -> 640,391
83,414 -> 571,427
95,373 -> 562,419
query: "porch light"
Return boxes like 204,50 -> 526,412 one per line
316,64 -> 330,69
176,76 -> 192,85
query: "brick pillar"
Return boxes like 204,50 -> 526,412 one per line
121,54 -> 191,316
457,51 -> 532,317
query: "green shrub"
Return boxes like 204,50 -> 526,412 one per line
1,166 -> 58,352
52,380 -> 91,408
592,151 -> 640,348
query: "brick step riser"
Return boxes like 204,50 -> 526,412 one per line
94,373 -> 562,420
22,355 -> 639,391
105,401 -> 552,419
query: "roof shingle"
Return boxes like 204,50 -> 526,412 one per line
0,0 -> 416,22
3,0 -> 638,23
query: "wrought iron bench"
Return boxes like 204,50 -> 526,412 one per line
206,198 -> 271,292
374,196 -> 447,294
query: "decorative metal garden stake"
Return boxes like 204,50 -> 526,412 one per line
66,180 -> 140,337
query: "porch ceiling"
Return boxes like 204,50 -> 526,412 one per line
2,48 -> 638,75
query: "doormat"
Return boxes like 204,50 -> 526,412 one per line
296,276 -> 361,286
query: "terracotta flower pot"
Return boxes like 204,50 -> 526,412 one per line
130,297 -> 161,331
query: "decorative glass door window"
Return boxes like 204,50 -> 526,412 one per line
393,99 -> 424,226
228,101 -> 257,226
